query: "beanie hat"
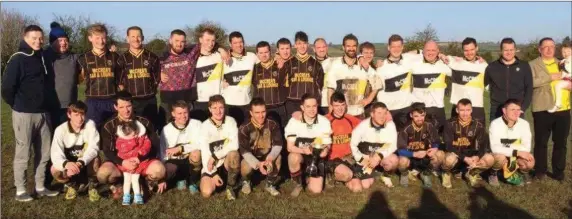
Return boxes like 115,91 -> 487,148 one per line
49,22 -> 68,44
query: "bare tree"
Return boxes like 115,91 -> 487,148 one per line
1,9 -> 39,73
413,23 -> 440,42
185,20 -> 228,48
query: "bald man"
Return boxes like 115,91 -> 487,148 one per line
313,38 -> 333,115
410,41 -> 452,135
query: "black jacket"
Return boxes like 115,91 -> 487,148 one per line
484,58 -> 533,110
100,115 -> 159,165
2,41 -> 57,113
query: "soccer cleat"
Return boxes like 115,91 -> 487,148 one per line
488,173 -> 500,187
408,170 -> 419,182
77,183 -> 88,193
110,185 -> 123,200
15,192 -> 33,202
265,185 -> 280,196
65,186 -> 78,200
88,188 -> 101,202
188,184 -> 199,195
381,176 -> 394,188
442,172 -> 452,189
421,172 -> 432,188
466,172 -> 484,187
226,188 -> 236,201
176,180 -> 187,191
122,194 -> 132,206
36,188 -> 59,197
241,181 -> 251,195
133,194 -> 144,205
290,184 -> 303,197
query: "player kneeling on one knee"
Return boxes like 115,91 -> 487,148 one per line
285,94 -> 333,197
160,100 -> 203,194
238,98 -> 283,196
350,102 -> 399,189
397,102 -> 444,188
51,101 -> 101,201
441,98 -> 493,188
199,95 -> 241,200
488,99 -> 535,186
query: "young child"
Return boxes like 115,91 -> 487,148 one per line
116,121 -> 151,205
548,43 -> 572,113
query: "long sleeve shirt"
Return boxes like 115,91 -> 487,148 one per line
350,118 -> 398,163
489,117 -> 532,157
284,115 -> 332,149
445,56 -> 488,108
410,58 -> 453,108
221,52 -> 258,106
443,118 -> 489,161
100,116 -> 159,165
281,54 -> 325,101
50,120 -> 100,171
238,119 -> 283,169
200,116 -> 239,175
397,122 -> 440,157
159,119 -> 203,161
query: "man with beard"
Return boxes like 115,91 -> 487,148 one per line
438,38 -> 488,123
327,34 -> 379,118
222,31 -> 259,126
375,34 -> 420,131
284,94 -> 332,197
251,41 -> 288,127
441,99 -> 493,188
313,38 -> 335,115
397,102 -> 444,188
238,98 -> 282,196
410,41 -> 452,134
118,26 -> 160,128
281,31 -> 325,116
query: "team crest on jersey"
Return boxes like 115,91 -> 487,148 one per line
308,66 -> 313,72
272,71 -> 278,77
107,60 -> 112,65
422,133 -> 427,139
468,131 -> 474,137
516,67 -> 520,72
144,60 -> 149,66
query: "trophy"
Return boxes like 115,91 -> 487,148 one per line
306,138 -> 325,178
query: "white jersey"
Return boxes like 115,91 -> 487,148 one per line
327,57 -> 380,116
196,52 -> 224,102
489,117 -> 532,157
284,115 -> 332,149
411,58 -> 452,108
375,54 -> 419,111
319,57 -> 335,107
221,52 -> 259,106
350,118 -> 398,163
50,120 -> 100,171
446,56 -> 487,107
160,119 -> 203,161
200,116 -> 238,175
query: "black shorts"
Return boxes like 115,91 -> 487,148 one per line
284,100 -> 301,119
426,107 -> 446,134
191,101 -> 210,122
165,158 -> 190,182
227,104 -> 249,126
390,107 -> 410,132
267,105 -> 287,128
409,157 -> 432,171
326,157 -> 354,175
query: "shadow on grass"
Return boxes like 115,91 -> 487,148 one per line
567,200 -> 572,218
355,191 -> 396,219
407,188 -> 459,219
469,187 -> 535,219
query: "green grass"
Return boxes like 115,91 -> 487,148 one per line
1,87 -> 571,219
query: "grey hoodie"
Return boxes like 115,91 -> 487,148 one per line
44,47 -> 80,109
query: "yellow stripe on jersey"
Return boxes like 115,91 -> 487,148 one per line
427,73 -> 447,89
237,71 -> 253,86
208,63 -> 224,81
464,73 -> 485,88
401,72 -> 412,91
357,79 -> 368,95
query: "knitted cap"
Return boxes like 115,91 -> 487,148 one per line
49,22 -> 68,44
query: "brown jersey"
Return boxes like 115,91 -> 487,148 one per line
281,54 -> 324,101
252,59 -> 287,107
78,50 -> 121,99
118,49 -> 160,98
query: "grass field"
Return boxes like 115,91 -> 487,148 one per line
1,87 -> 572,219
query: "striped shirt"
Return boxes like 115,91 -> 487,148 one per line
282,54 -> 324,101
222,52 -> 258,106
411,58 -> 452,108
78,50 -> 121,99
119,49 -> 160,98
327,57 -> 378,116
397,122 -> 440,157
196,52 -> 224,102
252,59 -> 287,107
445,56 -> 487,107
375,54 -> 418,110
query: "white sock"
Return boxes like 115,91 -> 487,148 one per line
123,172 -> 132,195
16,190 -> 26,195
35,186 -> 46,192
132,174 -> 141,195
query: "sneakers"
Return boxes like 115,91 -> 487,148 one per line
226,188 -> 236,201
176,180 -> 187,191
36,189 -> 59,197
241,181 -> 252,195
110,185 -> 123,200
290,184 -> 303,197
442,172 -> 452,189
489,172 -> 500,187
65,186 -> 78,200
188,184 -> 199,195
88,188 -> 101,202
265,185 -> 280,196
15,192 -> 33,202
466,172 -> 484,187
381,176 -> 394,188
122,194 -> 132,206
400,173 -> 409,187
133,194 -> 144,205
420,172 -> 432,188
409,169 -> 419,182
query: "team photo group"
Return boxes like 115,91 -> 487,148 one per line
3,20 -> 571,206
